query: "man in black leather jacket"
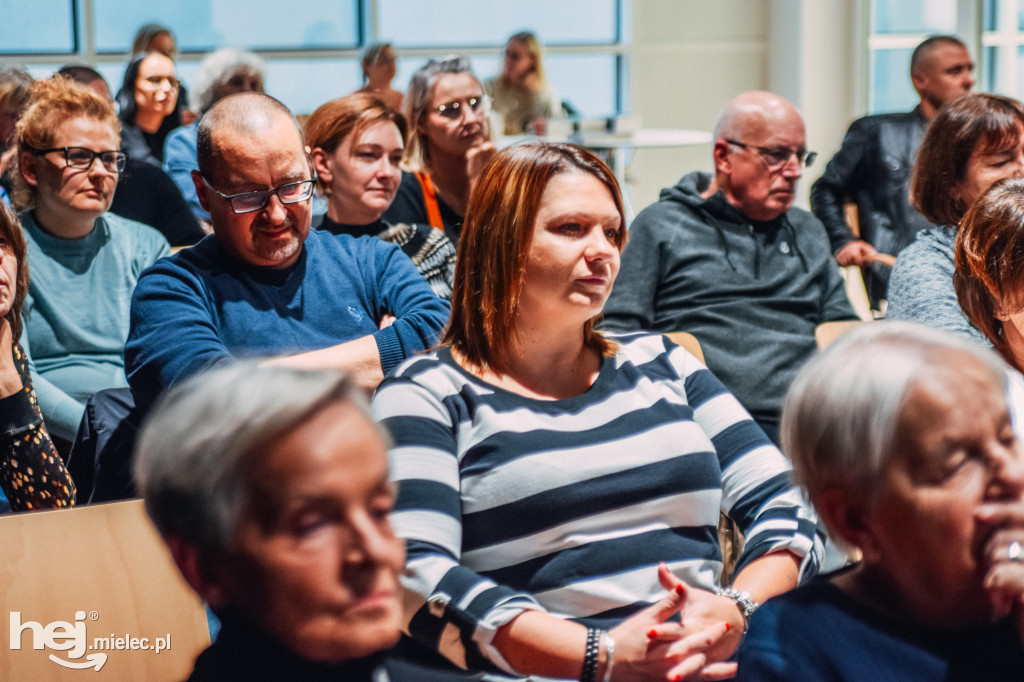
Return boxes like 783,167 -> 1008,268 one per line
810,35 -> 973,306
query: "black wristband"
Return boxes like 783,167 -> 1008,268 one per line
580,627 -> 601,682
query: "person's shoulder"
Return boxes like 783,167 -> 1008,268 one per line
896,226 -> 956,264
100,212 -> 170,249
848,109 -> 919,132
310,228 -> 402,260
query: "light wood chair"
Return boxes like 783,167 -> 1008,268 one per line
664,331 -> 705,363
815,320 -> 866,350
0,500 -> 210,681
664,331 -> 747,582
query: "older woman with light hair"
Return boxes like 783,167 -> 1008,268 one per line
163,48 -> 265,224
737,321 -> 1024,681
135,362 -> 451,681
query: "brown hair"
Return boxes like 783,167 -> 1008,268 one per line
911,93 -> 1024,226
954,176 -> 1024,371
0,202 -> 30,342
444,141 -> 626,370
303,93 -> 407,195
12,76 -> 120,208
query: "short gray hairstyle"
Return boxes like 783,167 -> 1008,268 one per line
403,55 -> 482,169
135,362 -> 379,565
782,321 -> 1008,508
190,48 -> 265,115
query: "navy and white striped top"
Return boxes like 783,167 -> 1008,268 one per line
372,332 -> 821,675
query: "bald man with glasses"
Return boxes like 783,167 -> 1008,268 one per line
602,91 -> 857,443
124,92 -> 449,414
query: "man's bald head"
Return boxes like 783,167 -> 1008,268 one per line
707,91 -> 807,222
911,35 -> 968,78
712,91 -> 803,146
197,92 -> 305,184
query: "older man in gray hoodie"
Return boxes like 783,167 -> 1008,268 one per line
602,91 -> 857,442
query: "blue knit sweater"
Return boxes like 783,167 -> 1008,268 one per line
125,229 -> 449,411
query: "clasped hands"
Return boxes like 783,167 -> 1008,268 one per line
605,563 -> 743,682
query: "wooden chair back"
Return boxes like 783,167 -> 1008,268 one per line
0,500 -> 209,681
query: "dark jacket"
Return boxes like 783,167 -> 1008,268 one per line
810,106 -> 934,303
602,171 -> 857,425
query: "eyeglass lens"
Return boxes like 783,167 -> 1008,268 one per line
229,180 -> 314,213
65,147 -> 126,172
436,97 -> 482,119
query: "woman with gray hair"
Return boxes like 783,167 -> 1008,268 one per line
135,362 -> 450,681
736,322 -> 1024,680
382,56 -> 495,244
163,48 -> 265,225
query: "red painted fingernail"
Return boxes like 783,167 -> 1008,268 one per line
647,629 -> 658,639
675,584 -> 686,595
671,675 -> 683,682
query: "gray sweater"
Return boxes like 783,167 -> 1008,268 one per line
602,171 -> 857,423
886,225 -> 987,344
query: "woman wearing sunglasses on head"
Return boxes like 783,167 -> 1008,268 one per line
12,76 -> 169,445
382,56 -> 495,245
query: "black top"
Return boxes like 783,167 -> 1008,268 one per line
188,611 -> 454,682
382,171 -> 463,244
110,159 -> 205,246
738,568 -> 1024,681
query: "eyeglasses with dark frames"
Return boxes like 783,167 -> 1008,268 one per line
201,176 -> 315,214
434,96 -> 486,120
29,146 -> 127,173
725,139 -> 817,169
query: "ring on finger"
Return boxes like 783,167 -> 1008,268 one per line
1008,541 -> 1023,562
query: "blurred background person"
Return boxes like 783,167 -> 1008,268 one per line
383,56 -> 495,244
356,43 -> 402,112
374,141 -> 819,680
58,64 -> 204,246
131,22 -> 193,125
164,47 -> 265,227
887,93 -> 1024,342
0,67 -> 33,206
0,202 -> 75,512
12,76 -> 169,445
115,50 -> 182,167
135,363 -> 450,681
485,31 -> 561,135
738,322 -> 1024,681
306,93 -> 456,300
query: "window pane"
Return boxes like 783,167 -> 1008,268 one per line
92,0 -> 358,53
984,45 -> 1000,94
379,0 -> 617,47
871,0 -> 957,34
870,48 -> 918,113
984,0 -> 998,31
260,59 -> 361,115
0,0 -> 74,54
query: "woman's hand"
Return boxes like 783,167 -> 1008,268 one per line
655,563 -> 744,662
608,565 -> 735,681
0,317 -> 22,398
977,502 -> 1024,639
466,142 -> 497,184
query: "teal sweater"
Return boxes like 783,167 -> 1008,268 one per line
20,211 -> 170,440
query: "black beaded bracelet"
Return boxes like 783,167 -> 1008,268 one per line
580,627 -> 601,682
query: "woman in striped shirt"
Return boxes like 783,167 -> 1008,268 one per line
372,142 -> 822,681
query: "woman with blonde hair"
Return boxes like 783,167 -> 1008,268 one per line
13,76 -> 169,442
382,56 -> 495,243
485,31 -> 561,135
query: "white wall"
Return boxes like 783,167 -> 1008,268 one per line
628,0 -> 861,216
